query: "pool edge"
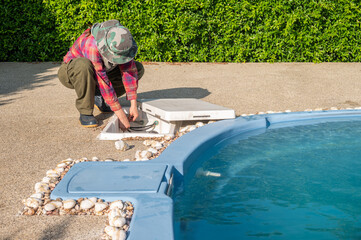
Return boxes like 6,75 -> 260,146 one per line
53,110 -> 361,240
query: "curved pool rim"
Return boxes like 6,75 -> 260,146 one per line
51,110 -> 361,240
154,109 -> 361,240
155,109 -> 361,183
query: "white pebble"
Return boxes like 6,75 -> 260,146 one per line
188,125 -> 197,132
112,229 -> 126,240
135,150 -> 142,160
61,158 -> 73,164
30,193 -> 43,199
51,201 -> 62,208
92,156 -> 99,161
48,177 -> 59,183
89,197 -> 97,204
143,140 -> 153,146
109,215 -> 126,228
24,197 -> 42,209
63,199 -> 76,209
108,208 -> 122,219
35,182 -> 47,189
179,126 -> 190,133
57,163 -> 67,168
151,141 -> 163,150
80,199 -> 94,210
94,202 -> 108,213
55,167 -> 64,174
141,150 -> 152,159
284,110 -> 292,113
164,134 -> 174,141
123,159 -> 130,162
147,147 -> 158,154
35,182 -> 49,193
314,108 -> 323,111
115,140 -> 130,151
109,200 -> 124,210
46,169 -> 59,178
330,107 -> 338,110
195,122 -> 204,128
104,226 -> 116,237
44,203 -> 56,211
48,173 -> 59,179
42,177 -> 51,184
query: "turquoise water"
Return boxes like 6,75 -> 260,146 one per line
173,120 -> 361,240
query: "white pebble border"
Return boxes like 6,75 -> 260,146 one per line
20,110 -> 359,239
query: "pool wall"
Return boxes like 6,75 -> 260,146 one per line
51,110 -> 361,240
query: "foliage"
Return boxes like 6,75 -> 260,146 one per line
1,0 -> 361,62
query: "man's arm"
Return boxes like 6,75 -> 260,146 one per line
119,61 -> 139,124
128,99 -> 139,122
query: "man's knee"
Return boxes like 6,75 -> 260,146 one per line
67,58 -> 96,90
71,58 -> 95,76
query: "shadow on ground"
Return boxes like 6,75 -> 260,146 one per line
119,87 -> 211,106
37,216 -> 71,240
0,96 -> 22,106
94,112 -> 114,127
0,63 -> 58,106
1,216 -> 71,240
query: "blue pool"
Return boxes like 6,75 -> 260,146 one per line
173,120 -> 361,239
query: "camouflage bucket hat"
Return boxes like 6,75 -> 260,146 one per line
91,20 -> 138,64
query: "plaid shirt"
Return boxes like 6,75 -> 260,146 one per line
63,28 -> 138,111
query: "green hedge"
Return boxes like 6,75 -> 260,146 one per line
1,0 -> 361,62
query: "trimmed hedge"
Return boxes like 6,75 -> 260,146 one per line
1,0 -> 361,62
0,0 -> 60,61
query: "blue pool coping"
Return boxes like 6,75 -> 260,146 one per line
51,110 -> 361,240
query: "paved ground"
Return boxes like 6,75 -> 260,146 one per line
1,62 -> 361,239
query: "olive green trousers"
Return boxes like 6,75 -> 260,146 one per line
58,57 -> 144,115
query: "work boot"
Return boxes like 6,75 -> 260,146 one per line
94,95 -> 112,113
79,114 -> 98,128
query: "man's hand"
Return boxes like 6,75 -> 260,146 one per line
114,109 -> 130,131
128,99 -> 139,122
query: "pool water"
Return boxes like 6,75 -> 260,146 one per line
173,120 -> 361,240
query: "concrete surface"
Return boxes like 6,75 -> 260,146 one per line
1,62 -> 361,239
